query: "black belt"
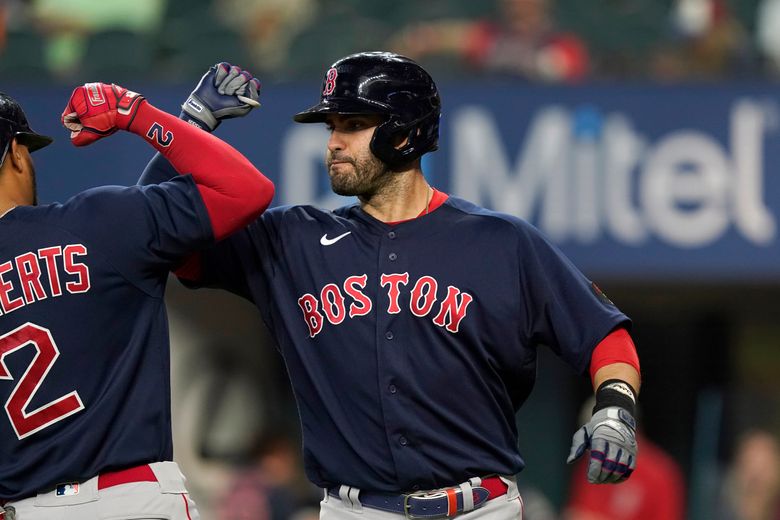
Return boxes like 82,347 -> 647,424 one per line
328,476 -> 508,518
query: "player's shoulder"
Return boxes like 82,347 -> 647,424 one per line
442,196 -> 561,253
259,202 -> 358,226
17,179 -> 198,229
11,185 -> 139,220
444,196 -> 539,233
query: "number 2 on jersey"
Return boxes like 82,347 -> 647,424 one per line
0,323 -> 84,439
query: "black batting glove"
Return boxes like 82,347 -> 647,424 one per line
567,379 -> 639,484
180,62 -> 261,131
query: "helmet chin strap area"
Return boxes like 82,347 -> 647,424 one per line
370,111 -> 438,169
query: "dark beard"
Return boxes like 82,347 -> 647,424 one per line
329,153 -> 392,197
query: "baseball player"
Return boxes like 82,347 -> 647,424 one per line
141,52 -> 642,519
0,64 -> 272,520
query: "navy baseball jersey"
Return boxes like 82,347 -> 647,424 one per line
0,175 -> 212,500
189,195 -> 630,493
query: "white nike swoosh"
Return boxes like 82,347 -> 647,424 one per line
320,231 -> 352,246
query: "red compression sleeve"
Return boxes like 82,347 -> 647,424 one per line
589,328 -> 641,381
129,102 -> 275,241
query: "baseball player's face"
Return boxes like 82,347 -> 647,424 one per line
325,114 -> 391,197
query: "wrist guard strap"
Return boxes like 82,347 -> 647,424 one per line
593,379 -> 637,418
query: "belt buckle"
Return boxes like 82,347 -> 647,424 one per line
403,489 -> 449,519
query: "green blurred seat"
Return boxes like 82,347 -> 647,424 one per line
79,29 -> 155,82
158,22 -> 252,81
286,5 -> 389,80
0,29 -> 51,81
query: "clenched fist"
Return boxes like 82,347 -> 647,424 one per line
62,83 -> 146,146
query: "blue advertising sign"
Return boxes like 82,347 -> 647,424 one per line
13,83 -> 780,281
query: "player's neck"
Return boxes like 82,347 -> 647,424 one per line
0,161 -> 34,212
0,178 -> 23,214
359,171 -> 432,223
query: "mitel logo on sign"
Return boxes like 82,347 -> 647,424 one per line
452,99 -> 777,248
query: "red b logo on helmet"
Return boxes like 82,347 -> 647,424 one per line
323,68 -> 338,96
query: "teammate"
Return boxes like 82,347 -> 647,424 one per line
0,64 -> 272,520
141,52 -> 642,519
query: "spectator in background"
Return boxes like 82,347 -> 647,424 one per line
714,429 -> 780,520
387,0 -> 589,82
564,398 -> 686,520
0,0 -> 29,51
217,431 -> 321,520
29,0 -> 166,79
756,0 -> 780,78
0,0 -> 6,50
214,0 -> 317,75
650,0 -> 754,81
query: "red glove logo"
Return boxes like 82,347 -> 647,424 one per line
62,83 -> 145,147
85,83 -> 106,107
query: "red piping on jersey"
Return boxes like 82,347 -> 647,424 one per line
385,188 -> 449,226
130,103 -> 275,241
589,327 -> 641,381
425,188 -> 448,213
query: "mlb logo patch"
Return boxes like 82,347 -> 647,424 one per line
55,482 -> 79,497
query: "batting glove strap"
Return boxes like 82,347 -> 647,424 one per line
180,62 -> 261,132
180,97 -> 217,131
593,379 -> 637,417
567,406 -> 638,484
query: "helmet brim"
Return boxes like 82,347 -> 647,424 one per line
16,131 -> 53,152
293,97 -> 388,123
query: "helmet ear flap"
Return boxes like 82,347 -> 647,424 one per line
370,110 -> 440,168
370,117 -> 420,168
369,118 -> 403,167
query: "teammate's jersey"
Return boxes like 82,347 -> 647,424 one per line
0,175 -> 212,500
191,195 -> 630,493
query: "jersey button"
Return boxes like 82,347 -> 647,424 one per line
385,331 -> 394,340
388,231 -> 396,239
399,436 -> 408,446
389,253 -> 397,261
388,384 -> 397,394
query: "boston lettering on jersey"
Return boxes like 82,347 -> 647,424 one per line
0,244 -> 90,315
297,272 -> 474,337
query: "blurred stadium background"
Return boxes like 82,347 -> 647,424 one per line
3,0 -> 780,518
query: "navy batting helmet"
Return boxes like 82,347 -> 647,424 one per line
293,52 -> 441,168
0,92 -> 53,161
